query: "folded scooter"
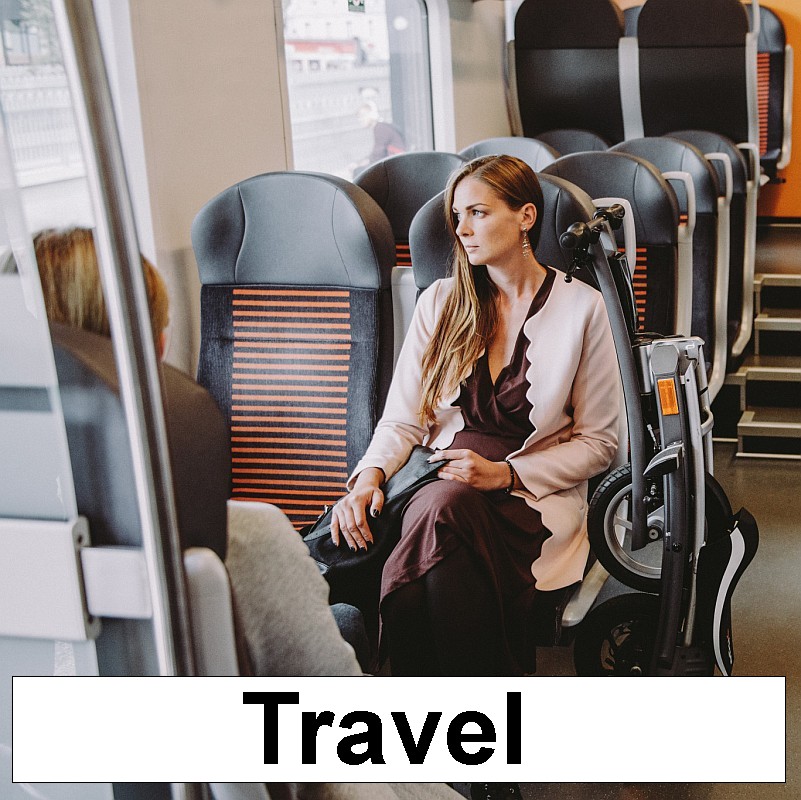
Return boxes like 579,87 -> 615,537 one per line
553,206 -> 759,676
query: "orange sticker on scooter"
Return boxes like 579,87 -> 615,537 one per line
657,378 -> 679,416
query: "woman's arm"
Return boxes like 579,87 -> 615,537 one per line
334,281 -> 450,549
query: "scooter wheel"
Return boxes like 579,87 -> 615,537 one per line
588,464 -> 663,593
573,593 -> 660,676
588,465 -> 735,594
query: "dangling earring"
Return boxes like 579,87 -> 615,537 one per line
521,227 -> 531,258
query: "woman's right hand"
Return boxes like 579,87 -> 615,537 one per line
331,467 -> 385,552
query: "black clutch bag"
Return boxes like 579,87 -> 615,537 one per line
302,445 -> 443,615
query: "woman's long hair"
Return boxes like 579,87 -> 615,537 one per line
33,227 -> 169,348
418,155 -> 544,425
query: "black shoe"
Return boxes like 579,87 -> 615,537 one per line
469,784 -> 522,800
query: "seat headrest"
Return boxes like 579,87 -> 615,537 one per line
515,0 -> 624,49
408,191 -> 452,292
610,136 -> 721,214
354,151 -> 465,240
749,5 -> 787,53
637,0 -> 749,48
459,138 -> 560,172
536,173 -> 599,281
667,129 -> 748,193
51,323 -> 229,561
535,129 -> 610,155
192,171 -> 395,289
542,151 -> 679,245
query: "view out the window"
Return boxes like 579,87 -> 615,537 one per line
282,0 -> 434,179
0,0 -> 92,232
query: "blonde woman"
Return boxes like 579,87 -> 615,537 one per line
332,155 -> 621,677
33,226 -> 170,357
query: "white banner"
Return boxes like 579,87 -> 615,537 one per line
12,676 -> 785,783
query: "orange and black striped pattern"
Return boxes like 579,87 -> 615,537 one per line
620,246 -> 648,331
395,240 -> 412,268
631,248 -> 648,331
229,287 -> 351,529
757,51 -> 770,157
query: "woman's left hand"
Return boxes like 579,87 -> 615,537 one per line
428,448 -> 512,492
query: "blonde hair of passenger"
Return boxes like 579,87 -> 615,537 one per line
418,155 -> 545,425
34,227 -> 169,352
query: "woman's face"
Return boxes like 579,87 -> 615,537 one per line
451,176 -> 534,268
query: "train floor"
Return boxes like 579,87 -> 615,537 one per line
512,440 -> 800,798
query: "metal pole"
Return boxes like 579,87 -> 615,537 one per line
54,0 -> 196,679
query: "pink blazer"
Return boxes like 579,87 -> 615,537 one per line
349,274 -> 621,590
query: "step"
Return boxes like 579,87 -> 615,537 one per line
754,308 -> 801,332
738,407 -> 801,439
755,272 -> 801,289
728,355 -> 801,385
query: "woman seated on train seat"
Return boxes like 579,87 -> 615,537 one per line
31,226 -> 370,677
332,155 -> 621,677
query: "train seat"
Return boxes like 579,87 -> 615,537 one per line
459,136 -> 559,171
669,129 -> 755,359
533,129 -> 611,157
542,151 -> 685,337
610,136 -> 729,399
512,0 -> 627,146
745,2 -> 794,181
353,150 -> 465,357
635,0 -> 758,149
191,171 -> 395,531
353,150 -> 466,269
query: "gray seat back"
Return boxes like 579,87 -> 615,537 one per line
534,129 -> 611,156
353,151 -> 466,268
543,151 -> 681,334
192,171 -> 395,530
637,0 -> 755,144
459,137 -> 560,171
669,129 -> 750,354
611,136 -> 721,371
746,2 -> 792,179
52,323 -> 230,675
514,0 -> 626,145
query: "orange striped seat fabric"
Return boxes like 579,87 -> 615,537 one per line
199,284 -> 382,530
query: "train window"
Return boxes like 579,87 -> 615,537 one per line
282,0 -> 434,179
0,0 -> 93,232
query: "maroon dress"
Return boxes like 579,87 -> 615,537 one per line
381,268 -> 557,674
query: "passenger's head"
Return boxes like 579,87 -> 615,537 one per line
33,227 -> 170,357
445,154 -> 545,254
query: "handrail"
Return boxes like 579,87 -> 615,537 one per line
777,44 -> 793,171
54,1 -> 195,680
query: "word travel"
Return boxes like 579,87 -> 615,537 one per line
243,691 -> 523,766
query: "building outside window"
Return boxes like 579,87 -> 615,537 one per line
0,0 -> 92,232
282,0 -> 434,179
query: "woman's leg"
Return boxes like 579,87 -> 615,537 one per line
423,546 -> 509,676
381,479 -> 543,676
383,545 -> 509,676
381,579 -> 440,676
